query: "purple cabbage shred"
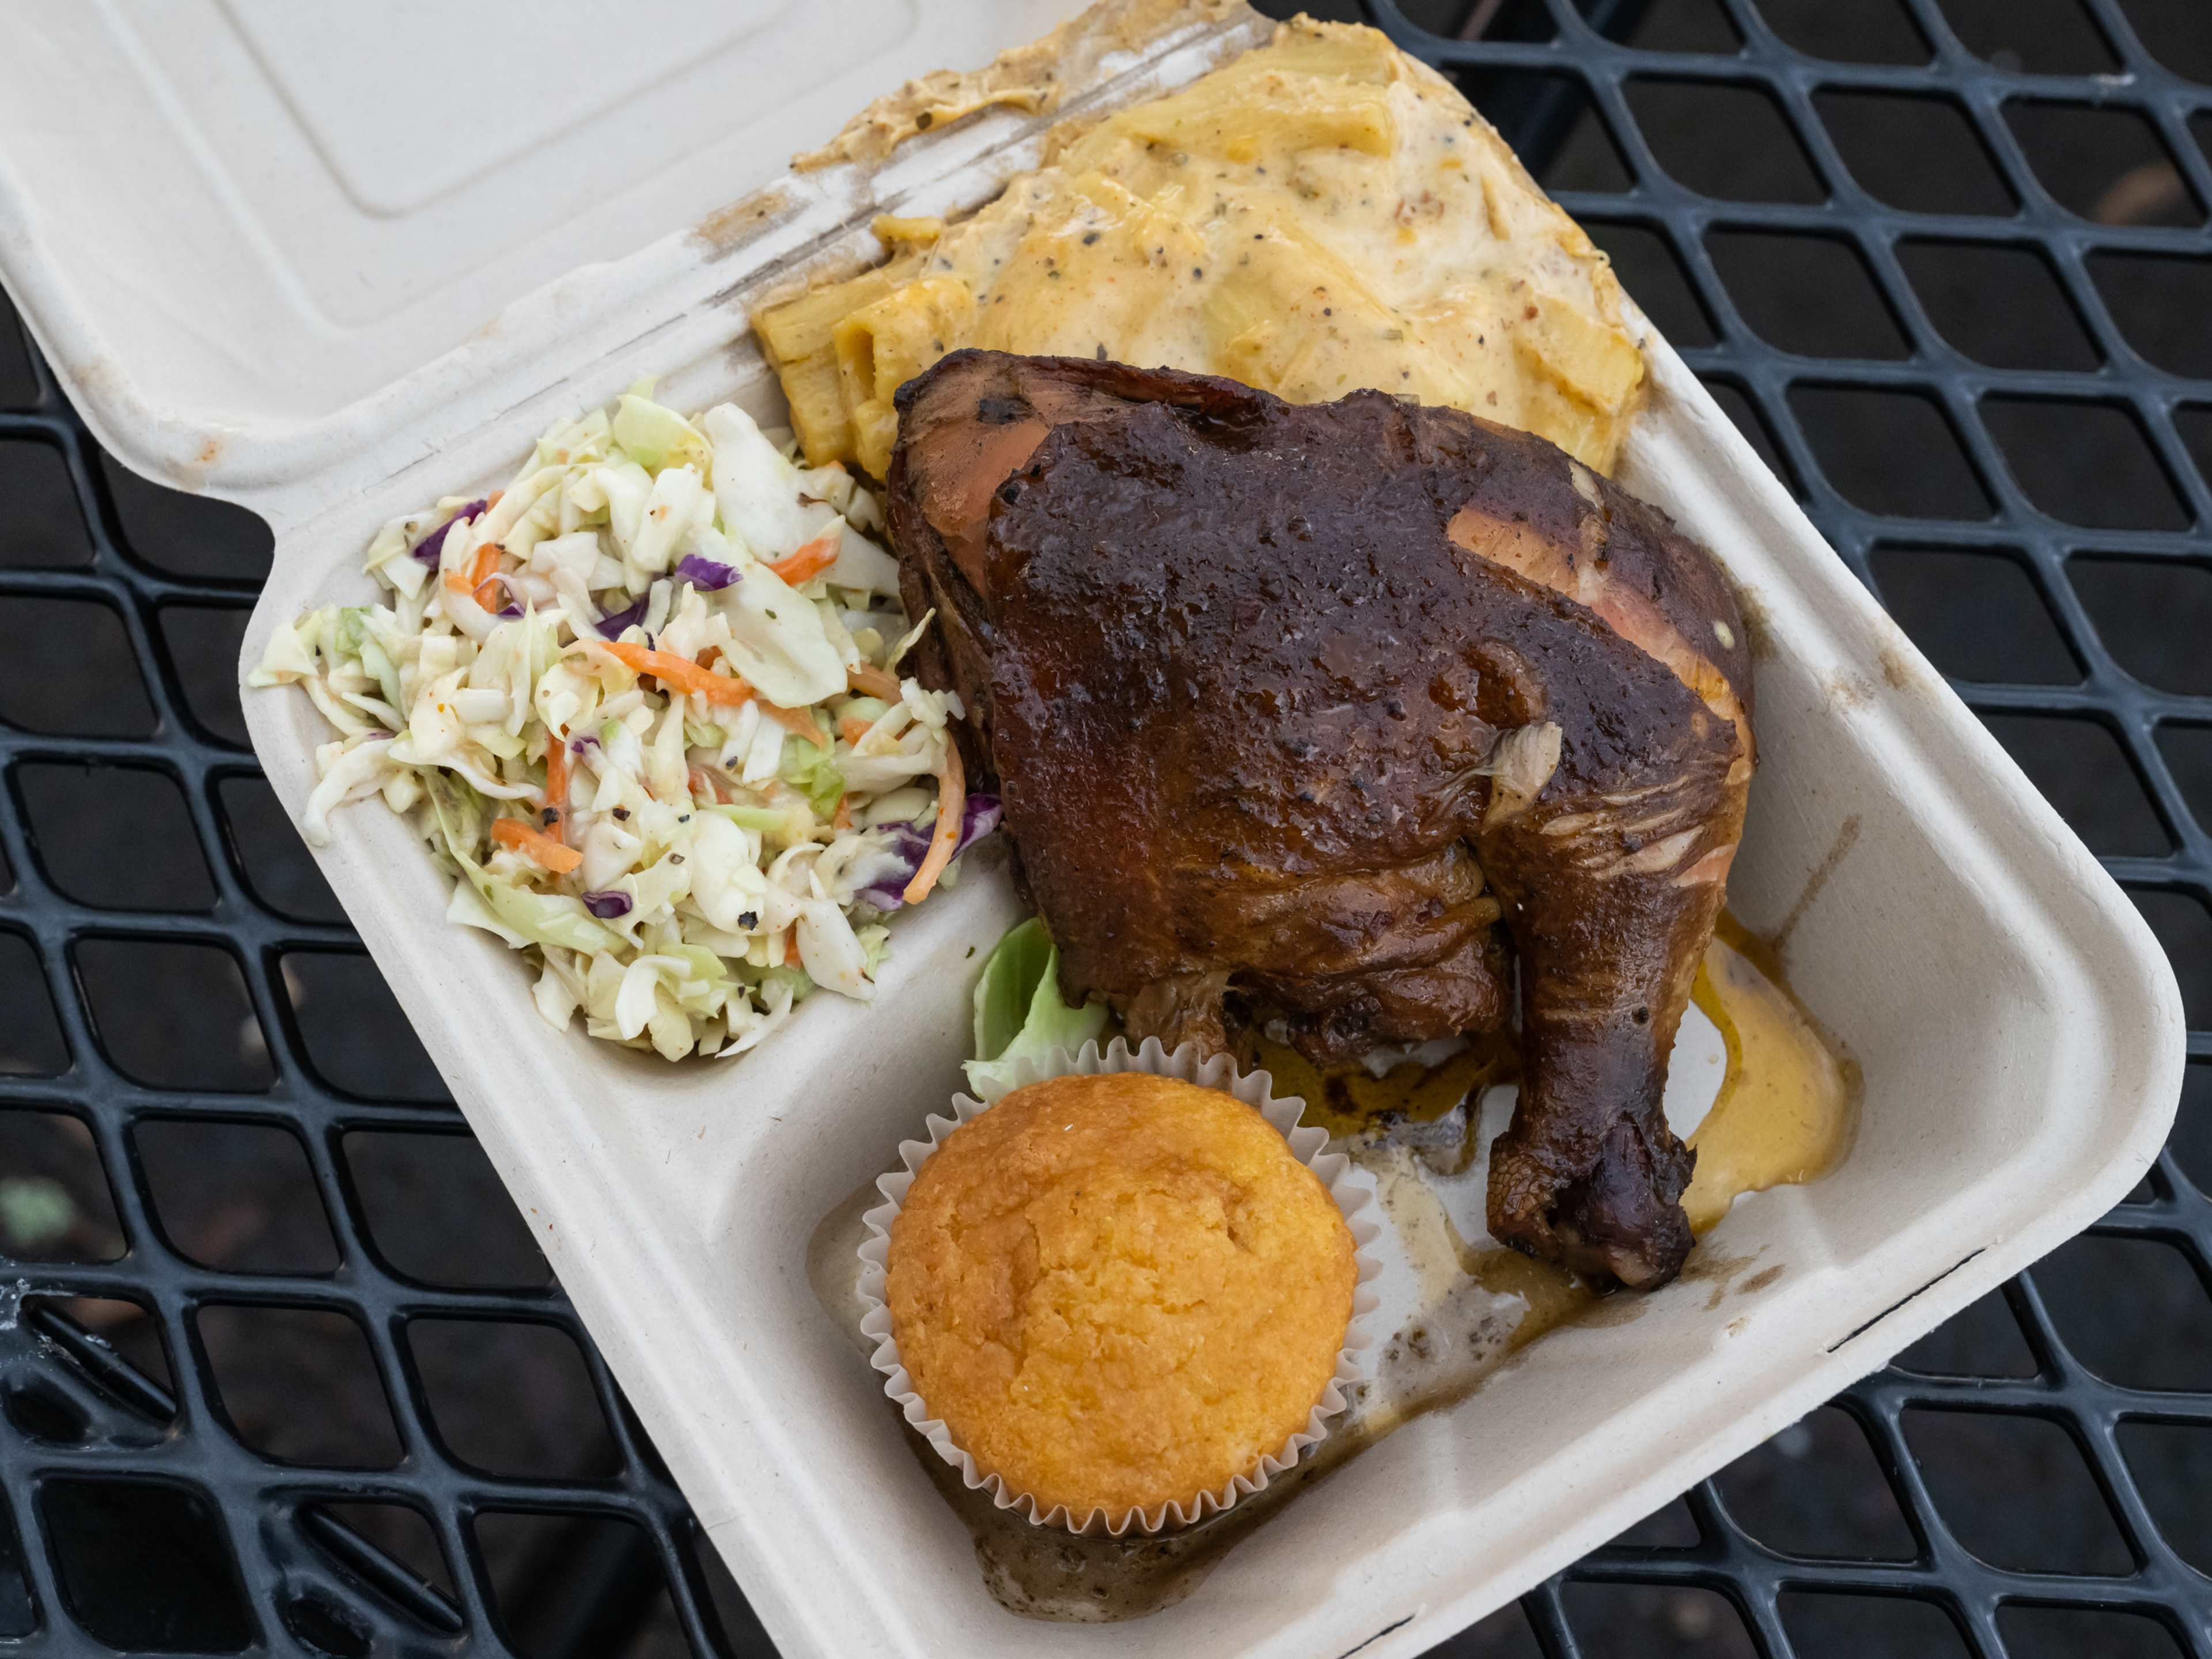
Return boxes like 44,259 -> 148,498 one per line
594,593 -> 650,638
581,891 -> 633,919
674,553 -> 741,590
857,793 -> 1003,911
410,499 -> 489,568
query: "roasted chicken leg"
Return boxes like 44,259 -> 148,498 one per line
886,351 -> 1754,1289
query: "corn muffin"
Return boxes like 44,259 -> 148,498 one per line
885,1071 -> 1356,1520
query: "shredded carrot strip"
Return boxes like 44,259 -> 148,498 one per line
597,640 -> 750,706
901,740 -> 967,906
598,639 -> 821,733
846,663 -> 901,700
762,701 -> 823,739
833,794 -> 853,832
440,538 -> 502,602
688,765 -> 729,805
485,491 -> 504,510
767,533 -> 838,586
490,815 -> 582,875
837,715 -> 874,747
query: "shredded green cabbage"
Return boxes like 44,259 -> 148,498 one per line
778,737 -> 846,819
253,390 -> 979,1060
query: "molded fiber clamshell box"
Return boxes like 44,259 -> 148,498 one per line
2,4 -> 2184,1655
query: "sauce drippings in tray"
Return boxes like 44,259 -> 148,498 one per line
1681,918 -> 1857,1233
805,916 -> 1854,1623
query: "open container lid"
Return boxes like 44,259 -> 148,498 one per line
0,0 -> 1098,527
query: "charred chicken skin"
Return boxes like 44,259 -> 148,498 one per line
886,351 -> 1755,1289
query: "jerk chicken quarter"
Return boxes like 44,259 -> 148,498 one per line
885,352 -> 1755,1290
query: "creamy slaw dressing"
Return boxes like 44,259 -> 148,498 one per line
252,387 -> 993,1060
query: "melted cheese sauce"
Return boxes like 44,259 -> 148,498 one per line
758,20 -> 1646,479
1683,918 -> 1855,1232
805,916 -> 1854,1623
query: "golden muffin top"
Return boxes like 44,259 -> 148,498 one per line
885,1070 -> 1357,1519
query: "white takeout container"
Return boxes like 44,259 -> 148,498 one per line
1,3 -> 2185,1655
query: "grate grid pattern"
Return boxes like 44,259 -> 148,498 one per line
1380,0 -> 2212,1653
2,0 -> 2210,1653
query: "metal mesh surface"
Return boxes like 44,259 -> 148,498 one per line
3,0 -> 2211,1653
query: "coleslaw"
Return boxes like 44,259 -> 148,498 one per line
251,384 -> 997,1060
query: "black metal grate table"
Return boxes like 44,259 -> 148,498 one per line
2,0 -> 2211,1653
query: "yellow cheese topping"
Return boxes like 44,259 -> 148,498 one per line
755,18 -> 1646,480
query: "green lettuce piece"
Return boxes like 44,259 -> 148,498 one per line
972,917 -> 1051,1060
964,918 -> 1108,1097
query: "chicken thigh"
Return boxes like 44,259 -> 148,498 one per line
885,351 -> 1755,1289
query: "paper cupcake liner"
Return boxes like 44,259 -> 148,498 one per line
856,1035 -> 1382,1537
